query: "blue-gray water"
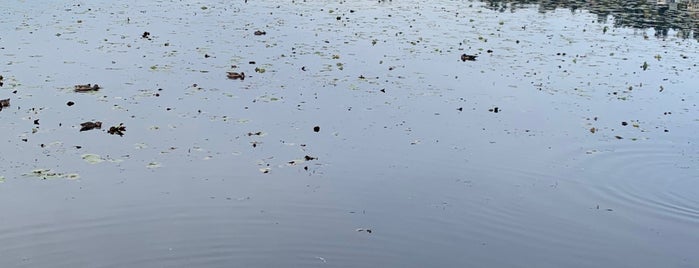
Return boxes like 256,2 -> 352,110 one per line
1,0 -> 698,267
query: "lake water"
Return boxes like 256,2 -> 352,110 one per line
1,0 -> 698,267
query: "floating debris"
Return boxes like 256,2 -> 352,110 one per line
356,228 -> 373,234
461,54 -> 477,61
227,72 -> 245,80
79,121 -> 102,132
74,84 -> 100,92
108,123 -> 126,136
254,30 -> 266,36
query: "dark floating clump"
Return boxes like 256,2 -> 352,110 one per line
67,101 -> 75,106
142,31 -> 151,39
488,107 -> 500,113
80,121 -> 102,132
356,228 -> 372,234
313,126 -> 320,132
108,123 -> 126,136
461,54 -> 477,61
254,30 -> 266,36
74,84 -> 100,92
227,72 -> 245,80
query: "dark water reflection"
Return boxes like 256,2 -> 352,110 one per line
0,0 -> 698,267
485,0 -> 699,39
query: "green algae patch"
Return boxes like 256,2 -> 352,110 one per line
23,169 -> 80,180
146,162 -> 162,169
82,154 -> 105,164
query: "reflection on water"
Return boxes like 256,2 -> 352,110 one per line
0,0 -> 698,267
485,0 -> 699,39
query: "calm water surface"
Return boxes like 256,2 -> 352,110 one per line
0,0 -> 698,267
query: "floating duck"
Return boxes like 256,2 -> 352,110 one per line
460,54 -> 477,62
74,84 -> 101,92
79,121 -> 102,131
0,98 -> 9,110
227,72 -> 245,80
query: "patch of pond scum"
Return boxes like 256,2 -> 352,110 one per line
0,0 -> 698,267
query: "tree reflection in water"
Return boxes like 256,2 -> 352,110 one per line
482,0 -> 699,40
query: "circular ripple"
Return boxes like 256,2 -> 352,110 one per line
572,141 -> 699,224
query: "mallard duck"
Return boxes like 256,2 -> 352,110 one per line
460,54 -> 477,62
79,121 -> 102,131
74,84 -> 100,92
227,72 -> 245,80
0,98 -> 9,110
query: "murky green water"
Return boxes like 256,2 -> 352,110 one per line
1,0 -> 698,267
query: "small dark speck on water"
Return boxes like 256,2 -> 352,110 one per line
313,126 -> 320,132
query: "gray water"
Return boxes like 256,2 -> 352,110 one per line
1,0 -> 698,267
